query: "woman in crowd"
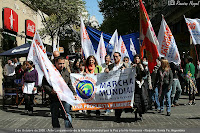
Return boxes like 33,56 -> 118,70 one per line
184,56 -> 197,105
142,58 -> 153,110
151,58 -> 161,110
156,59 -> 173,116
72,59 -> 81,73
22,61 -> 38,115
85,55 -> 102,117
79,61 -> 85,74
132,54 -> 148,121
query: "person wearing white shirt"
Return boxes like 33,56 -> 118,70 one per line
3,60 -> 16,87
104,52 -> 126,122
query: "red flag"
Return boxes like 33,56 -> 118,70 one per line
139,0 -> 159,73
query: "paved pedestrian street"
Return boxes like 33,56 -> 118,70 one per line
1,95 -> 200,132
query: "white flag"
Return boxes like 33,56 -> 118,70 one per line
118,36 -> 131,63
80,16 -> 95,59
96,33 -> 107,65
28,31 -> 46,86
110,29 -> 119,62
109,29 -> 118,47
130,38 -> 137,56
28,32 -> 79,106
157,16 -> 181,64
185,17 -> 200,45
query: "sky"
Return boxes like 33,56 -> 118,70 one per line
84,0 -> 104,25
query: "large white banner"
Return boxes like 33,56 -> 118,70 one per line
80,16 -> 95,59
28,32 -> 79,106
157,17 -> 181,64
185,17 -> 200,45
70,68 -> 135,110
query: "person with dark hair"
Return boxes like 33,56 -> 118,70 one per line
170,62 -> 182,107
101,54 -> 112,115
142,57 -> 153,110
104,52 -> 127,122
184,56 -> 197,105
79,61 -> 85,74
151,58 -> 161,110
22,61 -> 38,115
132,54 -> 148,121
123,56 -> 131,68
42,56 -> 75,128
84,55 -> 102,117
123,56 -> 129,63
72,59 -> 81,73
101,54 -> 111,72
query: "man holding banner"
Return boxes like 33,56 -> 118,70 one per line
42,56 -> 76,128
105,52 -> 127,122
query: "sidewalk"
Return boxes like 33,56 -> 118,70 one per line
0,95 -> 200,131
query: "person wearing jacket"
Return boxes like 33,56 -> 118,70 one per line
156,59 -> 173,116
151,59 -> 161,110
170,62 -> 182,107
132,54 -> 148,121
42,56 -> 76,128
22,61 -> 38,115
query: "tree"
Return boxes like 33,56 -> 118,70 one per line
99,0 -> 161,35
21,0 -> 85,54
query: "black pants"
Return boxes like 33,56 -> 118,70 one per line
197,78 -> 200,95
24,94 -> 34,111
87,110 -> 100,115
115,109 -> 123,118
189,92 -> 195,101
4,75 -> 15,88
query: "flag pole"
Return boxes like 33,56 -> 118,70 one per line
139,1 -> 142,58
57,94 -> 73,128
194,44 -> 199,62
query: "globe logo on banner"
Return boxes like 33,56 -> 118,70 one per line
76,80 -> 94,99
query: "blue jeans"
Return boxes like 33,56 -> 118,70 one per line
154,87 -> 160,110
50,101 -> 72,128
160,87 -> 172,112
171,79 -> 182,104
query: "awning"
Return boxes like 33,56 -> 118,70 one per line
0,43 -> 52,56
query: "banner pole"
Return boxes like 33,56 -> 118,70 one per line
194,44 -> 199,62
57,94 -> 73,128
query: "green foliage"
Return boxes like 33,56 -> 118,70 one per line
99,0 -> 140,35
20,0 -> 85,52
99,0 -> 160,35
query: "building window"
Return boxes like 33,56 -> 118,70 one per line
2,33 -> 17,51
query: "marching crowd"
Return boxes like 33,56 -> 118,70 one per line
3,51 -> 200,128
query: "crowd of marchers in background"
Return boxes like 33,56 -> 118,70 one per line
2,51 -> 200,127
